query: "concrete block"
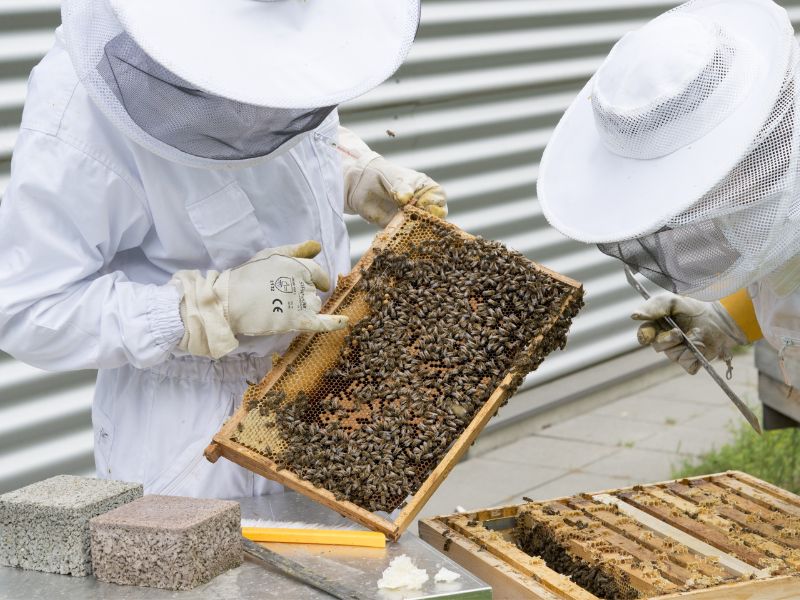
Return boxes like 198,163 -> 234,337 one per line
90,495 -> 242,590
0,475 -> 142,576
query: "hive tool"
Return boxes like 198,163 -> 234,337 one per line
624,265 -> 762,435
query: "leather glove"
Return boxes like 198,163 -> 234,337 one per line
338,126 -> 447,227
172,241 -> 348,359
631,294 -> 747,375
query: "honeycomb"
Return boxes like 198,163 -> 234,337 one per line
516,503 -> 650,600
230,207 -> 583,514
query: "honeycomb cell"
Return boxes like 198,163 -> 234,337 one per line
232,207 -> 583,514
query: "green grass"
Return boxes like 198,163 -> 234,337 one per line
672,419 -> 800,493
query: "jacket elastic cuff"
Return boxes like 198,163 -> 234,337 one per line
719,288 -> 762,343
147,283 -> 185,352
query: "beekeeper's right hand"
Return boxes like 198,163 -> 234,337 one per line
631,293 -> 746,375
171,241 -> 348,360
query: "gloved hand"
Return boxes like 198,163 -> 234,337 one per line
631,293 -> 747,374
338,126 -> 447,227
172,241 -> 348,359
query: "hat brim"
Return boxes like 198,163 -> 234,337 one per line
107,0 -> 420,108
537,0 -> 794,244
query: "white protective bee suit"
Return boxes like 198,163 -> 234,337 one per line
537,0 -> 800,388
0,0 -> 445,498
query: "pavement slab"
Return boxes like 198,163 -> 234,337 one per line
481,435 -> 619,471
581,447 -> 685,482
535,412 -> 665,447
509,472 -> 637,504
594,394 -> 709,426
417,458 -> 565,520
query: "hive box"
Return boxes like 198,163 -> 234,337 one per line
0,475 -> 143,576
90,495 -> 242,590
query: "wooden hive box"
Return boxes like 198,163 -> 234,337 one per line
205,206 -> 583,540
755,340 -> 800,429
419,471 -> 800,600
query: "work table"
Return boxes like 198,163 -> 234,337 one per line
0,490 -> 491,599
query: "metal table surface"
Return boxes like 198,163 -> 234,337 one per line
0,491 -> 491,600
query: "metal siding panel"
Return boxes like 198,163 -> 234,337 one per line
1,1 -> 799,491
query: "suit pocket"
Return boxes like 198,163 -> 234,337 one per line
186,181 -> 268,270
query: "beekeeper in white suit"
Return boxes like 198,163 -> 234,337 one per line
0,0 -> 446,498
537,0 -> 800,389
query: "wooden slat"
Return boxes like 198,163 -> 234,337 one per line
715,475 -> 800,520
653,576 -> 800,599
531,501 -> 679,595
617,489 -> 768,568
448,515 -> 599,600
645,487 -> 796,567
732,472 -> 800,509
419,518 -> 564,600
667,482 -> 800,552
697,481 -> 795,529
568,496 -> 722,583
594,494 -> 763,578
211,437 -> 400,539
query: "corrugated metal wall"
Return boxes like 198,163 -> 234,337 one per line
3,0 -> 799,493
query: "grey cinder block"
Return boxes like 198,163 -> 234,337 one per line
0,475 -> 143,576
90,495 -> 243,590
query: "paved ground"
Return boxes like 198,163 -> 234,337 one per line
416,348 -> 759,523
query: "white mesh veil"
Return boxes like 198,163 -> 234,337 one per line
61,0 -> 335,168
596,4 -> 800,301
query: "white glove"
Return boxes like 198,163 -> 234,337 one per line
338,126 -> 447,227
172,241 -> 348,359
631,294 -> 747,375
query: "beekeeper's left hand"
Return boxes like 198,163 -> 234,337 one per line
339,126 -> 447,227
172,241 -> 347,360
632,293 -> 747,374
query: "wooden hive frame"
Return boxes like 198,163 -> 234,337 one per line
205,206 -> 583,540
419,471 -> 800,599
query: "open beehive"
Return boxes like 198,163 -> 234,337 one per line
205,206 -> 583,539
420,471 -> 800,599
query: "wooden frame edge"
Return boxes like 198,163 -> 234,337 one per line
653,576 -> 800,599
418,518 -> 567,600
212,436 -> 401,540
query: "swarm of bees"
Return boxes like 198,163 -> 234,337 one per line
247,220 -> 583,513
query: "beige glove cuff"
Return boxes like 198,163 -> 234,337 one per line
172,270 -> 238,360
338,125 -> 382,215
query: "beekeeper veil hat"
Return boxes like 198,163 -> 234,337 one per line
537,0 -> 800,301
61,0 -> 420,168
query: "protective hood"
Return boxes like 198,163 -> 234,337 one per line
60,0 -> 420,168
537,0 -> 800,300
